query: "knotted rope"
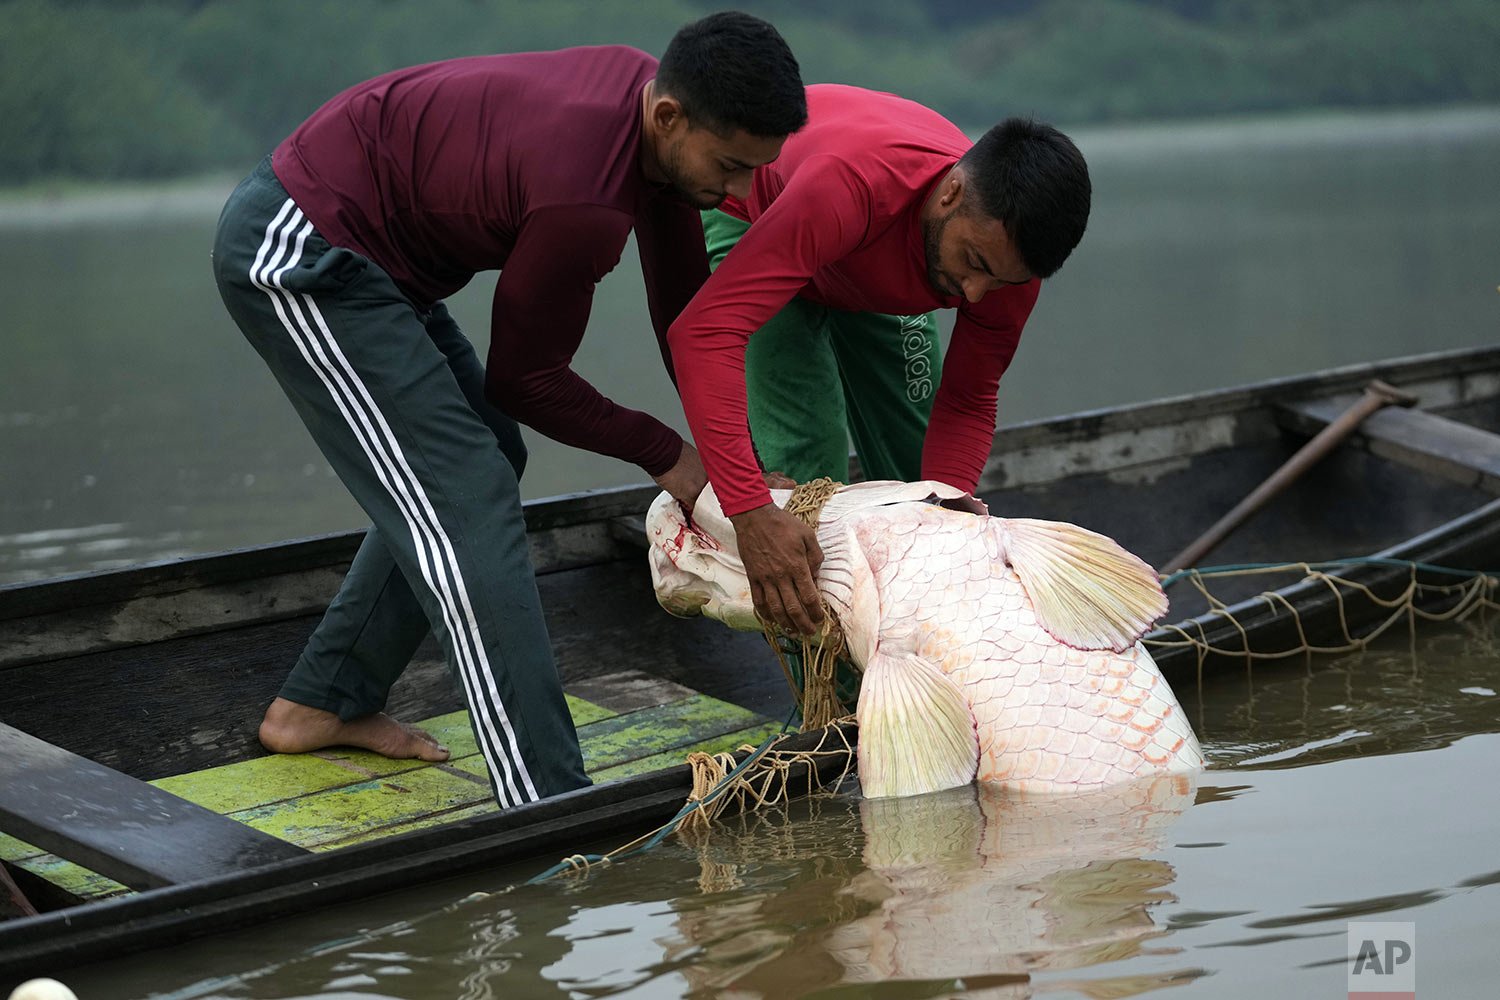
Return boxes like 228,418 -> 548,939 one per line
756,477 -> 857,731
527,725 -> 859,884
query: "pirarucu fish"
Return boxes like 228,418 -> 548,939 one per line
648,481 -> 1204,798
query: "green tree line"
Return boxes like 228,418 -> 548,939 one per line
3,0 -> 1497,185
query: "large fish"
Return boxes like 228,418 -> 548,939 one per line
648,481 -> 1204,798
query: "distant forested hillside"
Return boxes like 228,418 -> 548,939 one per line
3,0 -> 1496,184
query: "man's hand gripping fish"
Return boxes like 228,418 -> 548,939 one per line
647,481 -> 1204,798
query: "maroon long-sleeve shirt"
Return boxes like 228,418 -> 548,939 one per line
273,46 -> 706,476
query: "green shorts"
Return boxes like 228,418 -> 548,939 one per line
701,208 -> 941,484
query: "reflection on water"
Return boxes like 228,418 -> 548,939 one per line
681,776 -> 1204,998
65,619 -> 1500,1000
2,108 -> 1499,584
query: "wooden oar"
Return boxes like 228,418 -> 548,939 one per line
0,859 -> 38,919
1160,379 -> 1419,574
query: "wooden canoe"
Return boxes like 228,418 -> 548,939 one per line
2,344 -> 1498,979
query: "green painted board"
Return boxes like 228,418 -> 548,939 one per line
317,800 -> 500,851
443,693 -> 769,780
0,834 -> 131,901
3,847 -> 131,901
293,695 -> 619,779
577,694 -> 769,772
230,767 -> 492,849
3,828 -> 131,899
153,754 -> 361,814
589,721 -> 786,784
0,832 -> 41,865
2,691 -> 773,902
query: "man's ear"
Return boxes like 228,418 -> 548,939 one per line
938,168 -> 965,211
651,94 -> 686,135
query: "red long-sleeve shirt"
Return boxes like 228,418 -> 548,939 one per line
668,84 -> 1039,516
273,46 -> 706,476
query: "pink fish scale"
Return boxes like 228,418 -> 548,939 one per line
972,673 -> 1013,702
1004,662 -> 1042,699
1034,753 -> 1066,783
1087,717 -> 1125,744
1053,753 -> 1092,784
1089,739 -> 1125,767
1036,657 -> 1066,684
1046,728 -> 1080,756
1009,638 -> 1046,665
1024,725 -> 1052,751
1012,705 -> 1044,729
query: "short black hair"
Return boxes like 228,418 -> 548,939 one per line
960,119 -> 1091,279
656,11 -> 807,138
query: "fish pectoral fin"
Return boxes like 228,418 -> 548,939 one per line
999,518 -> 1169,652
856,650 -> 977,799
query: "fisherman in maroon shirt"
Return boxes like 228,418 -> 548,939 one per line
211,13 -> 807,806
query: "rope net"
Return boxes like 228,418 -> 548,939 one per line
529,725 -> 857,885
1148,559 -> 1500,680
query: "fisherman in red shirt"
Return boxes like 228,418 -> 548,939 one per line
670,85 -> 1092,638
211,13 -> 806,806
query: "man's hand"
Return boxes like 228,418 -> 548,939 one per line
763,469 -> 796,490
729,503 -> 825,635
652,440 -> 708,512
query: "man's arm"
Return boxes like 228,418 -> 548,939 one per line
666,157 -> 872,633
667,157 -> 871,516
485,203 -> 683,479
920,280 -> 1041,493
630,196 -> 715,508
634,194 -> 711,388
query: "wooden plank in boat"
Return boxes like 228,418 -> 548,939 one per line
0,683 -> 779,903
0,723 -> 307,891
1279,397 -> 1500,494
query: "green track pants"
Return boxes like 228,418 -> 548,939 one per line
211,158 -> 588,806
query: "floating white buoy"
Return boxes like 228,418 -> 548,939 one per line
7,979 -> 78,1000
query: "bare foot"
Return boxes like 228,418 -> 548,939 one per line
258,698 -> 450,762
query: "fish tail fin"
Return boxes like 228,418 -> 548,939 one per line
998,518 -> 1169,652
856,650 -> 977,798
